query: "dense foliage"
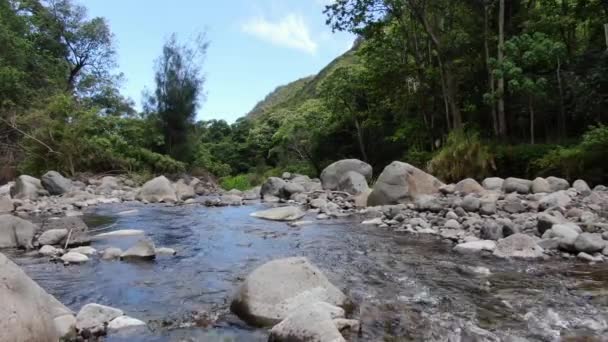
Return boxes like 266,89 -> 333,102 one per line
1,0 -> 608,187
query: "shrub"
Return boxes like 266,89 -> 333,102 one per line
493,143 -> 558,179
220,174 -> 252,191
427,129 -> 495,183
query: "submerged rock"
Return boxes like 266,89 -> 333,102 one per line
250,206 -> 305,221
231,257 -> 348,326
121,239 -> 156,260
0,252 -> 76,340
368,161 -> 443,206
0,214 -> 38,249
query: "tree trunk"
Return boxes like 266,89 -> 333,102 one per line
484,3 -> 498,136
556,57 -> 566,141
436,55 -> 452,131
529,96 -> 535,145
604,23 -> 608,50
497,0 -> 506,138
354,117 -> 368,162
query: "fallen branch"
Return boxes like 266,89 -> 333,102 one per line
63,229 -> 73,250
0,117 -> 59,154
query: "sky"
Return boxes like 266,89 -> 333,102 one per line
84,0 -> 355,123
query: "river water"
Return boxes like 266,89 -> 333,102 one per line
8,202 -> 608,341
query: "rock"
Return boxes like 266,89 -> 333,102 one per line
546,176 -> 570,192
310,198 -> 328,209
242,187 -> 261,200
320,159 -> 372,191
439,184 -> 455,195
493,234 -> 544,259
107,316 -> 146,332
482,177 -> 504,191
502,198 -> 525,214
76,303 -> 123,331
577,252 -> 603,263
41,171 -> 72,195
93,229 -> 145,240
537,212 -> 565,235
102,247 -> 123,260
531,177 -> 551,194
479,195 -> 498,215
543,224 -> 581,250
453,240 -> 496,254
539,191 -> 571,210
282,172 -> 292,180
0,252 -> 76,340
0,214 -> 38,249
11,175 -> 45,200
368,161 -> 443,206
502,177 -> 532,194
220,195 -> 243,206
61,252 -> 89,263
269,302 -> 354,342
0,196 -> 14,213
37,228 -> 68,246
136,176 -> 177,203
43,217 -> 89,245
39,245 -> 62,256
362,217 -> 383,225
444,219 -> 461,230
480,221 -> 503,240
415,195 -> 443,213
69,246 -> 97,256
461,195 -> 481,212
573,179 -> 591,196
261,177 -> 287,199
338,171 -> 369,195
250,206 -> 305,221
121,239 -> 156,260
455,178 -> 485,194
174,179 -> 195,201
353,189 -> 371,208
538,238 -> 561,250
230,257 -> 348,326
282,182 -> 305,198
446,211 -> 459,220
98,176 -> 120,192
573,233 -> 606,253
155,247 -> 176,256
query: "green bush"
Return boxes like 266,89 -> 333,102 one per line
493,143 -> 558,179
427,129 -> 495,183
220,174 -> 253,191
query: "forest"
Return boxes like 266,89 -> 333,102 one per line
1,0 -> 608,189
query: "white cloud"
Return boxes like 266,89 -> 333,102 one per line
242,14 -> 318,54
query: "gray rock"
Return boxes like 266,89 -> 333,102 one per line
0,252 -> 76,340
39,245 -> 62,256
41,171 -> 72,195
531,177 -> 551,194
0,214 -> 38,249
102,247 -> 123,260
320,159 -> 372,191
60,252 -> 89,263
11,175 -> 45,200
107,316 -> 146,332
502,177 -> 532,194
461,195 -> 481,212
493,234 -> 544,259
37,228 -> 68,246
546,176 -> 570,192
574,233 -> 606,253
269,302 -> 356,342
121,239 -> 156,260
573,179 -> 591,196
242,187 -> 261,200
338,171 -> 369,195
415,195 -> 443,213
0,196 -> 13,213
538,238 -> 561,250
479,195 -> 498,215
453,240 -> 496,254
174,179 -> 195,201
282,172 -> 292,180
368,161 -> 443,206
261,177 -> 287,199
310,198 -> 328,209
543,224 -> 581,250
220,195 -> 243,206
455,178 -> 485,195
482,177 -> 504,191
230,257 -> 348,326
439,184 -> 456,195
537,212 -> 565,235
69,246 -> 96,256
577,252 -> 603,263
155,247 -> 176,256
444,219 -> 461,230
446,211 -> 459,220
502,198 -> 525,214
136,176 -> 177,203
76,303 -> 123,331
251,206 -> 306,221
98,176 -> 120,193
539,191 -> 571,210
282,182 -> 305,197
480,221 -> 503,240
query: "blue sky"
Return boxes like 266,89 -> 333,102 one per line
84,0 -> 354,123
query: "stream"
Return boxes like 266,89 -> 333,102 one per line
7,202 -> 608,341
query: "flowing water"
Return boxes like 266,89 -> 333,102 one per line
7,202 -> 608,341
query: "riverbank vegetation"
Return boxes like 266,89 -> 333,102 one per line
1,0 -> 607,187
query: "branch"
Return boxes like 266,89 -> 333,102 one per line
0,117 -> 59,154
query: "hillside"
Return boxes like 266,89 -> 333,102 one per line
246,46 -> 360,119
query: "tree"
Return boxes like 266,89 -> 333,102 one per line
146,33 -> 208,161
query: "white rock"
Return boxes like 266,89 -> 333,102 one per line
454,240 -> 497,254
61,252 -> 89,263
102,247 -> 123,260
155,247 -> 176,256
250,206 -> 306,221
362,218 -> 383,225
39,245 -> 61,256
92,229 -> 145,240
121,239 -> 156,260
107,316 -> 146,332
37,229 -> 68,245
76,303 -> 123,331
69,246 -> 97,256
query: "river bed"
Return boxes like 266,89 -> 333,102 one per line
8,202 -> 608,341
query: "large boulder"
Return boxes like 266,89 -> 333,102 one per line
37,229 -> 68,246
11,175 -> 45,200
0,196 -> 13,213
482,177 -> 504,191
261,177 -> 287,199
546,176 -> 570,192
338,171 -> 369,195
136,176 -> 177,203
320,159 -> 372,191
455,178 -> 485,195
531,177 -> 551,194
543,223 -> 581,250
368,161 -> 443,206
250,206 -> 305,221
573,179 -> 591,196
0,252 -> 76,340
539,191 -> 571,210
231,257 -> 348,327
493,234 -> 544,259
41,171 -> 72,195
76,303 -> 123,331
0,214 -> 38,249
282,182 -> 306,198
573,233 -> 606,254
502,177 -> 532,194
174,179 -> 195,201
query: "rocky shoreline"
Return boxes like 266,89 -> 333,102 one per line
1,161 -> 607,341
